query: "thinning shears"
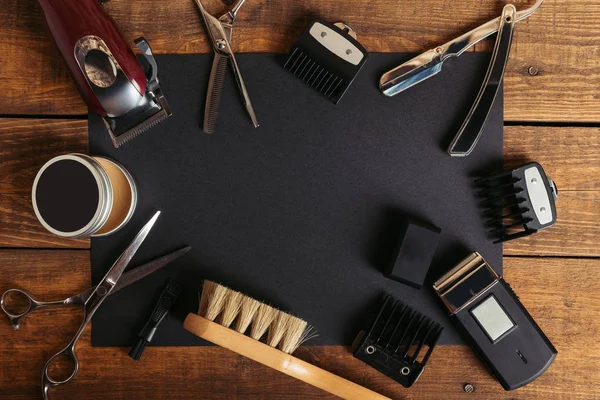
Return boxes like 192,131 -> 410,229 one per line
0,212 -> 188,399
194,0 -> 259,134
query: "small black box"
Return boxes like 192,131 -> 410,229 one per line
385,218 -> 441,289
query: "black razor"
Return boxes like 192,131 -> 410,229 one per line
352,295 -> 443,388
433,252 -> 557,390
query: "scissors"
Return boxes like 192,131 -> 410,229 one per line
193,0 -> 259,134
0,212 -> 181,399
1,244 -> 191,330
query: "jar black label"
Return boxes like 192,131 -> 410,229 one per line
35,160 -> 100,233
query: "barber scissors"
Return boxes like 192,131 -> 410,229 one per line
0,212 -> 184,399
1,244 -> 190,331
194,0 -> 259,134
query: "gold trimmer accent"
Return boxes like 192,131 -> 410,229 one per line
184,281 -> 390,400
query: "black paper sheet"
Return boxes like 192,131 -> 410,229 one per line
90,53 -> 503,347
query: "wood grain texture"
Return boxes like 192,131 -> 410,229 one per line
1,119 -> 598,256
0,118 -> 88,194
1,0 -> 599,122
0,250 -> 598,399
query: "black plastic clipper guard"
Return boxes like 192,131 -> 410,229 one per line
352,295 -> 443,388
475,162 -> 558,243
283,19 -> 368,103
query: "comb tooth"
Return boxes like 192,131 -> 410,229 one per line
283,47 -> 299,69
383,303 -> 407,349
309,68 -> 325,88
317,73 -> 334,93
480,187 -> 524,205
377,300 -> 399,346
489,218 -> 533,234
474,169 -> 515,184
296,58 -> 314,80
420,325 -> 444,365
287,50 -> 304,73
314,70 -> 330,90
306,64 -> 322,85
322,76 -> 339,97
485,208 -> 530,225
410,320 -> 434,363
394,309 -> 416,354
476,178 -> 520,196
290,54 -> 308,75
493,229 -> 537,244
400,315 -> 427,358
372,295 -> 393,343
482,198 -> 527,216
326,79 -> 344,100
300,61 -> 316,82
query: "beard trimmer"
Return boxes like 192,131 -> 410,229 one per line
37,0 -> 171,147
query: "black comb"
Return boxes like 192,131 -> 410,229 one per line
475,162 -> 558,243
283,19 -> 368,104
352,295 -> 443,388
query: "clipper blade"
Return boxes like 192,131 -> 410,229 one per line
104,95 -> 171,148
353,295 -> 443,388
283,19 -> 368,104
475,162 -> 558,243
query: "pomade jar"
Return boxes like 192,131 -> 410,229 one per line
32,153 -> 137,238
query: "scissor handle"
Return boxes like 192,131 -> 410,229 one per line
1,289 -> 66,330
42,341 -> 80,400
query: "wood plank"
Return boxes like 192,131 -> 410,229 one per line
0,118 -> 89,248
0,250 -> 597,399
0,193 -> 89,248
0,0 -> 599,122
1,120 -> 599,255
504,126 -> 600,192
0,118 -> 88,194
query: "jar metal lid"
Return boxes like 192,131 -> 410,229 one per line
32,154 -> 113,238
92,157 -> 138,237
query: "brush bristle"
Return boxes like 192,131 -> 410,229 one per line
198,281 -> 227,321
220,290 -> 242,327
235,296 -> 260,333
249,303 -> 277,341
197,280 -> 316,353
267,312 -> 291,348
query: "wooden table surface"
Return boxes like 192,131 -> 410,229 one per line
1,0 -> 599,399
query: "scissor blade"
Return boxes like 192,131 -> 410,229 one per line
112,246 -> 191,295
102,211 -> 161,289
79,245 -> 191,302
229,53 -> 259,127
203,53 -> 228,134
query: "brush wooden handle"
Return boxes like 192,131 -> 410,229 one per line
184,313 -> 390,400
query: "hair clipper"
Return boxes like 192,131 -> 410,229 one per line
37,0 -> 171,147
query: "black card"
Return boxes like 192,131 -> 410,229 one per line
90,53 -> 503,346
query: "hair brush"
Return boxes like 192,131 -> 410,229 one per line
183,281 -> 390,400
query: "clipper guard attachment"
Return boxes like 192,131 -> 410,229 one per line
475,162 -> 558,243
283,19 -> 368,104
352,295 -> 443,388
